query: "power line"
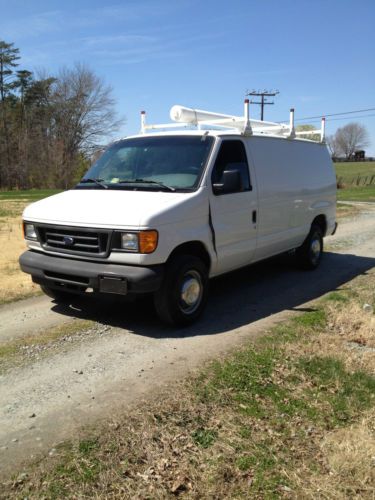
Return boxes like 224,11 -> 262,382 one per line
293,107 -> 375,122
286,113 -> 375,125
274,106 -> 375,123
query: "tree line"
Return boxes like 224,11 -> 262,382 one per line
0,40 -> 122,190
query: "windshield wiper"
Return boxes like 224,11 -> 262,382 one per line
117,179 -> 175,192
79,178 -> 108,189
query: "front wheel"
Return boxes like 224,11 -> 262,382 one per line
154,255 -> 209,326
296,224 -> 324,270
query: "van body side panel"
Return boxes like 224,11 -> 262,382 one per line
247,137 -> 336,260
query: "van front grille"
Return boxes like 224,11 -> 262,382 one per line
37,225 -> 111,257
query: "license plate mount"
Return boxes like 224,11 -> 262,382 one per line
99,276 -> 128,295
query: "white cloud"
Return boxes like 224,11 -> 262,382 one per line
0,10 -> 63,39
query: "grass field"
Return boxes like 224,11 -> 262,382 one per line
335,161 -> 375,183
334,161 -> 375,201
0,189 -> 61,201
3,270 -> 375,498
337,185 -> 375,202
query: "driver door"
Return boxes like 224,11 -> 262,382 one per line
209,139 -> 258,275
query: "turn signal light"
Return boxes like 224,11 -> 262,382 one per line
139,230 -> 158,254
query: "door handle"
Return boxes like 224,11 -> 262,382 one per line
252,210 -> 257,223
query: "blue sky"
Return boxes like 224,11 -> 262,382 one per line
1,0 -> 375,153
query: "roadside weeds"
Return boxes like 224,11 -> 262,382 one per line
2,269 -> 374,499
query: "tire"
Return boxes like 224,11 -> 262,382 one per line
296,224 -> 324,270
154,254 -> 209,326
40,285 -> 73,303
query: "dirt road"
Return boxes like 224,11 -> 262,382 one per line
1,204 -> 374,477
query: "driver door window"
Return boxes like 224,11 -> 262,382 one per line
211,140 -> 251,194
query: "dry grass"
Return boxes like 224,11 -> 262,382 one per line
285,302 -> 375,375
0,202 -> 39,304
304,411 -> 375,499
290,410 -> 375,499
2,270 -> 375,499
336,203 -> 362,220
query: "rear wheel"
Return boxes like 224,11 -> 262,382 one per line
40,285 -> 73,303
154,254 -> 209,326
296,224 -> 324,270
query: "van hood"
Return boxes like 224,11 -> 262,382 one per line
23,188 -> 206,228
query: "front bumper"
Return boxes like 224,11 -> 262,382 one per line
19,250 -> 164,295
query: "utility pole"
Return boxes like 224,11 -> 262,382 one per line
246,89 -> 279,121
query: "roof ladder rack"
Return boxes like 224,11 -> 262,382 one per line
140,101 -> 326,143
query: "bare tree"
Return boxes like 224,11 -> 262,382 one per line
52,64 -> 122,152
333,123 -> 370,159
51,64 -> 123,187
326,134 -> 340,158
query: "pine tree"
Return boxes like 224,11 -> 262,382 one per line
0,40 -> 20,187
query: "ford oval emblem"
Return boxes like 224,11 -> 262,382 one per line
63,236 -> 75,246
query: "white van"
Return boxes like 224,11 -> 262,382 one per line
20,103 -> 337,325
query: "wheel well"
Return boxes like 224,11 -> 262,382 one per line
167,241 -> 211,271
312,215 -> 327,236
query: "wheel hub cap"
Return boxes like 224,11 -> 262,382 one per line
180,271 -> 202,313
311,238 -> 321,262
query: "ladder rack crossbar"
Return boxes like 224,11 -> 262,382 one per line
143,122 -> 190,130
295,130 -> 320,136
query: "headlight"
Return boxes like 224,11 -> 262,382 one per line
24,223 -> 38,240
120,230 -> 158,254
121,233 -> 139,252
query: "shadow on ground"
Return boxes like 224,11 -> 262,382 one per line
51,251 -> 375,339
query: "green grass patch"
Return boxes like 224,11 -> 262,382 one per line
293,308 -> 326,328
0,189 -> 61,202
202,339 -> 375,427
337,184 -> 375,202
48,439 -> 101,494
323,291 -> 350,303
298,356 -> 375,424
192,428 -> 218,448
334,161 -> 375,202
78,438 -> 100,455
334,161 -> 375,183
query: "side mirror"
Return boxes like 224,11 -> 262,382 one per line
213,169 -> 242,195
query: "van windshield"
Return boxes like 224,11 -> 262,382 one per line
77,135 -> 214,192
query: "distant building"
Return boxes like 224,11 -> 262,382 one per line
354,150 -> 365,160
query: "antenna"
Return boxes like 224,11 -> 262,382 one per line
246,89 -> 280,121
